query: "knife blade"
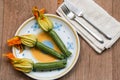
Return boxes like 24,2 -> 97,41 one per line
64,0 -> 112,40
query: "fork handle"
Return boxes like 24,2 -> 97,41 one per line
74,17 -> 104,43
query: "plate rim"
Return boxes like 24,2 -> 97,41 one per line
12,14 -> 80,80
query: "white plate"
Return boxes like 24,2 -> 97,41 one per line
12,14 -> 80,80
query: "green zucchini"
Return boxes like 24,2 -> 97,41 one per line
32,8 -> 71,57
49,30 -> 72,57
35,41 -> 65,59
33,59 -> 67,71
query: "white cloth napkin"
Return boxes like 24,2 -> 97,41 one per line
56,0 -> 120,53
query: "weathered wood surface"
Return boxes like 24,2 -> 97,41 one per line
0,0 -> 120,80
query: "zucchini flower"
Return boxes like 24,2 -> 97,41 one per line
5,53 -> 33,73
7,34 -> 36,47
19,34 -> 37,47
7,37 -> 21,46
32,7 -> 53,32
11,58 -> 33,73
7,37 -> 23,52
32,7 -> 72,57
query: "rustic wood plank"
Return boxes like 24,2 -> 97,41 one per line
1,0 -> 57,80
112,0 -> 120,80
94,0 -> 113,15
0,0 -> 3,78
1,0 -> 120,80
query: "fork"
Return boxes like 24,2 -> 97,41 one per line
61,4 -> 104,43
64,0 -> 112,40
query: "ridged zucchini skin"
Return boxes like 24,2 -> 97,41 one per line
33,59 -> 67,71
49,30 -> 72,57
35,41 -> 65,59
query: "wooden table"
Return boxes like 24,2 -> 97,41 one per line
0,0 -> 120,80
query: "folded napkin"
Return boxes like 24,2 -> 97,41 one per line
56,0 -> 120,53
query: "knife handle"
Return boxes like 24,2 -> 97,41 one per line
81,15 -> 112,40
74,16 -> 104,43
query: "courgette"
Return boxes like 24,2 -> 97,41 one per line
33,59 -> 67,71
35,41 -> 65,59
49,30 -> 72,57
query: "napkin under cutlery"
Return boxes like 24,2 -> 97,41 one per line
56,0 -> 120,53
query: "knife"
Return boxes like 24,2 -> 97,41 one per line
64,0 -> 112,40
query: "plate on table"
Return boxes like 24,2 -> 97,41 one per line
12,14 -> 80,80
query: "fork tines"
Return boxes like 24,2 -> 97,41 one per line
61,4 -> 70,15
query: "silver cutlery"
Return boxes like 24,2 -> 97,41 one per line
65,1 -> 112,40
61,4 -> 104,43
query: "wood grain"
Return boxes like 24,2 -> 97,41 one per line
0,0 -> 3,78
0,0 -> 120,80
112,0 -> 120,80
